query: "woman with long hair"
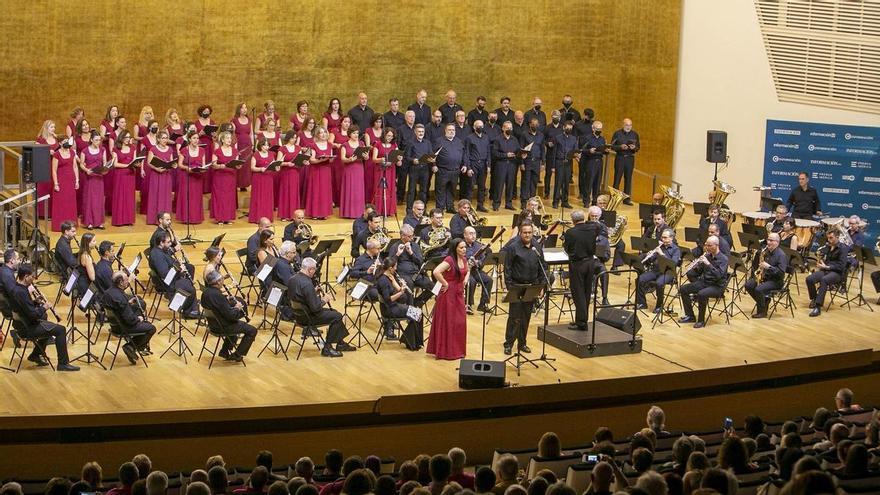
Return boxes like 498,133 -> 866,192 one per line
328,115 -> 352,206
231,102 -> 253,189
362,114 -> 385,200
339,126 -> 366,219
427,238 -> 469,360
66,107 -> 84,138
322,98 -> 343,133
176,132 -> 206,225
289,100 -> 309,133
211,130 -> 239,224
36,120 -> 60,218
50,137 -> 79,232
76,233 -> 97,296
248,137 -> 276,223
376,257 -> 424,351
305,126 -> 334,219
134,106 -> 154,152
78,130 -> 108,230
145,130 -> 176,224
371,127 -> 401,216
277,130 -> 306,220
110,130 -> 139,226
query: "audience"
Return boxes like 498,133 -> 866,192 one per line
491,455 -> 518,495
295,457 -> 315,484
186,482 -> 210,495
207,465 -> 228,495
428,454 -> 452,495
537,432 -> 561,459
474,467 -> 496,494
133,454 -> 153,480
81,461 -> 103,490
146,471 -> 168,495
448,448 -> 475,490
647,406 -> 670,437
107,462 -> 139,495
835,387 -> 862,413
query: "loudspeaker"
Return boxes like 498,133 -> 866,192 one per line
459,359 -> 505,389
22,144 -> 51,184
706,130 -> 727,163
596,307 -> 641,333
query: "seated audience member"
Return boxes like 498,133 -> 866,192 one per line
294,457 -> 315,484
634,472 -> 666,495
428,454 -> 452,495
415,455 -> 432,485
396,461 -> 419,489
0,482 -> 22,495
813,422 -> 850,453
257,450 -> 288,482
319,457 -> 365,495
717,437 -> 755,475
538,432 -> 562,459
296,487 -> 319,495
474,467 -> 496,495
82,462 -> 104,490
585,460 -> 626,495
322,450 -> 344,478
593,427 -> 614,446
743,415 -> 766,438
835,387 -> 862,413
700,468 -> 737,495
208,466 -> 228,495
541,483 -> 573,495
681,452 -> 710,494
132,454 -> 152,480
186,483 -> 211,495
638,428 -> 658,451
132,480 -> 147,495
44,478 -> 71,495
646,405 -> 670,436
526,477 -> 549,495
809,407 -> 835,432
491,455 -> 518,495
782,471 -> 837,495
286,479 -> 306,495
267,481 -> 289,495
190,472 -> 210,485
205,455 -> 226,473
399,481 -> 423,495
364,455 -> 382,477
341,470 -> 374,495
840,443 -> 870,477
630,448 -> 654,475
534,470 -> 557,485
69,481 -> 93,495
663,437 -> 694,477
107,462 -> 140,495
146,471 -> 169,495
502,485 -> 526,495
447,448 -> 475,490
236,467 -> 269,495
374,476 -> 397,495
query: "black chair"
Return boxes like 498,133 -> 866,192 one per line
767,265 -> 797,320
8,310 -> 54,372
826,265 -> 853,311
100,305 -> 150,370
376,302 -> 410,351
288,300 -> 329,360
705,274 -> 736,326
236,247 -> 261,306
0,291 -> 14,352
198,308 -> 247,369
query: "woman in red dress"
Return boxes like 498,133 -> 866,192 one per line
78,131 -> 108,229
289,100 -> 309,132
427,238 -> 469,360
195,105 -> 216,194
322,98 -> 343,133
339,126 -> 367,219
100,106 -> 119,215
305,127 -> 334,219
257,118 -> 282,148
145,130 -> 176,225
249,137 -> 276,223
256,100 -> 280,133
110,130 -> 139,226
50,138 -> 78,232
329,115 -> 351,206
232,102 -> 253,189
362,114 -> 384,201
297,116 -> 316,149
138,119 -> 161,215
65,107 -> 84,138
165,108 -> 185,140
371,128 -> 401,217
211,131 -> 239,224
277,130 -> 306,220
36,120 -> 60,218
134,106 -> 154,153
73,118 -> 92,153
176,133 -> 206,224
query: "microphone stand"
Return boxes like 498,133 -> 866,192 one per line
533,247 -> 557,371
179,157 -> 202,245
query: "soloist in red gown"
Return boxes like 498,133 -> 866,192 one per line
248,151 -> 276,223
426,256 -> 468,360
146,145 -> 174,225
305,142 -> 334,219
211,146 -> 239,223
277,144 -> 303,219
51,149 -> 78,232
111,146 -> 137,226
81,146 -> 106,227
339,142 -> 366,219
232,117 -> 253,188
372,142 -> 398,216
176,147 -> 206,224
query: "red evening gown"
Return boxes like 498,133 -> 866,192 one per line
195,119 -> 216,194
248,151 -> 275,223
289,114 -> 305,133
176,148 -> 205,224
297,131 -> 316,203
232,117 -> 253,188
146,145 -> 174,225
256,112 -> 280,132
35,136 -> 59,218
305,143 -> 334,219
323,112 -> 342,133
81,146 -> 106,227
277,144 -> 303,219
103,129 -> 117,214
138,133 -> 157,215
211,146 -> 239,223
372,142 -> 398,216
363,127 -> 383,201
330,129 -> 346,206
426,256 -> 468,360
111,147 -> 137,226
339,142 -> 366,219
50,149 -> 78,232
74,134 -> 89,217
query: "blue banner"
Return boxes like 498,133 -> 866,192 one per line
763,119 -> 880,241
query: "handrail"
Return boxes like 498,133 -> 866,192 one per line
0,145 -> 22,159
631,168 -> 682,195
0,188 -> 34,207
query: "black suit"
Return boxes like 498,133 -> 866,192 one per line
54,236 -> 77,275
8,282 -> 70,364
200,286 -> 256,356
376,275 -> 423,350
95,258 -> 114,293
502,239 -> 547,348
245,231 -> 261,275
465,240 -> 492,308
148,247 -> 198,315
553,132 -> 579,205
681,252 -> 728,322
102,286 -> 155,350
387,239 -> 433,291
405,137 -> 434,210
745,246 -> 788,313
610,129 -> 640,197
807,243 -> 849,306
491,134 -> 519,208
563,222 -> 602,328
287,273 -> 348,345
636,244 -> 682,310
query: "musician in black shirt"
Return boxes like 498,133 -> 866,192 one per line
287,258 -> 354,357
149,213 -> 193,274
353,213 -> 382,257
643,211 -> 670,242
699,205 -> 733,248
439,90 -> 464,124
54,221 -> 78,277
543,111 -> 564,200
403,200 -> 427,230
103,271 -> 156,364
745,233 -> 788,319
348,92 -> 375,133
433,124 -> 466,213
501,221 -> 548,355
397,111 -> 417,203
387,224 -> 433,292
351,240 -> 382,304
201,270 -> 256,361
636,229 -> 682,314
464,121 -> 491,211
563,210 -> 601,330
246,217 -> 273,275
449,200 -> 472,239
679,236 -> 729,329
95,241 -> 115,293
807,229 -> 848,317
495,97 -> 515,126
376,258 -> 427,351
787,172 -> 823,220
149,232 -> 200,318
350,205 -> 376,257
405,125 -> 435,211
283,209 -> 308,244
463,227 -> 492,314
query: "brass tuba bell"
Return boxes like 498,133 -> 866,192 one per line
605,186 -> 629,246
659,184 -> 686,229
710,180 -> 737,224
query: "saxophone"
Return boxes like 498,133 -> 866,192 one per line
753,247 -> 767,283
605,186 -> 629,246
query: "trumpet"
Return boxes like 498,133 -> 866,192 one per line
684,253 -> 708,275
31,284 -> 61,322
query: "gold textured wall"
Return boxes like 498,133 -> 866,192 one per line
0,0 -> 681,201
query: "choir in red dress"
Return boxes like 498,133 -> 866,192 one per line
339,127 -> 367,219
305,127 -> 334,219
79,131 -> 108,229
371,128 -> 401,216
36,120 -> 60,218
232,102 -> 253,189
51,138 -> 79,232
248,137 -> 276,223
110,130 -> 139,226
211,131 -> 240,224
277,130 -> 305,220
145,131 -> 175,225
176,133 -> 206,224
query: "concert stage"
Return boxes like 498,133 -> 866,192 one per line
1,201 -> 879,479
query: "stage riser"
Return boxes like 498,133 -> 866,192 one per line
538,324 -> 643,358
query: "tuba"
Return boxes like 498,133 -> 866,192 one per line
367,227 -> 391,251
420,226 -> 449,256
832,219 -> 853,247
710,180 -> 737,223
659,184 -> 685,229
605,186 -> 629,246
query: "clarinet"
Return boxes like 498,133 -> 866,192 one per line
221,283 -> 250,323
31,284 -> 62,322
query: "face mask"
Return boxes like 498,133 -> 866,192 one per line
552,117 -> 560,123
594,130 -> 602,136
564,128 -> 572,134
530,126 -> 537,132
563,102 -> 571,107
503,130 -> 511,136
475,127 -> 483,134
534,105 -> 542,111
150,127 -> 158,134
489,118 -> 496,124
202,112 -> 210,118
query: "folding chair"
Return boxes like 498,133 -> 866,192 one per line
198,308 -> 247,369
100,306 -> 150,369
767,265 -> 797,319
8,311 -> 54,372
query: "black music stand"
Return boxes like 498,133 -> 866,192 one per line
502,284 -> 545,375
651,255 -> 680,328
693,202 -> 710,218
620,252 -> 647,315
738,232 -> 763,255
482,251 -> 508,320
252,255 -> 278,330
71,282 -> 107,369
844,246 -> 874,311
639,204 -> 665,225
348,280 -> 379,354
630,236 -> 659,254
760,197 -> 783,213
474,225 -> 497,240
258,282 -> 292,359
159,289 -> 195,363
684,227 -> 702,245
314,239 -> 344,296
725,253 -> 751,318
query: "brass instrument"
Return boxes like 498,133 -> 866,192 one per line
466,210 -> 487,227
684,253 -> 708,275
659,184 -> 685,229
531,196 -> 554,227
367,227 -> 391,251
296,222 -> 319,246
710,180 -> 737,224
830,219 -> 854,247
605,186 -> 629,246
420,226 -> 449,256
31,284 -> 61,322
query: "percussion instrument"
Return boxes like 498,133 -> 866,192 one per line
742,211 -> 771,228
794,218 -> 821,249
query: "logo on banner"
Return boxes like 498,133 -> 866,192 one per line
808,144 -> 837,152
822,187 -> 850,195
851,161 -> 872,169
865,177 -> 880,183
773,143 -> 799,150
845,133 -> 874,141
810,131 -> 836,138
810,159 -> 841,166
862,203 -> 880,211
812,172 -> 834,180
772,155 -> 800,164
774,129 -> 801,135
828,202 -> 854,208
859,190 -> 880,197
846,148 -> 876,156
842,175 -> 856,181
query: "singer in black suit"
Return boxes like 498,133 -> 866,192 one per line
103,271 -> 156,364
806,229 -> 849,317
491,122 -> 519,211
610,119 -> 640,199
563,210 -> 601,330
405,125 -> 435,211
745,233 -> 788,318
580,121 -> 608,206
433,124 -> 466,213
679,236 -> 728,329
501,221 -> 548,355
201,270 -> 257,361
553,122 -> 578,208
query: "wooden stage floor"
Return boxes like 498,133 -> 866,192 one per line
1,199 -> 879,421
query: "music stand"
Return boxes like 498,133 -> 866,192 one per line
179,167 -> 204,245
474,225 -> 497,240
252,255 -> 278,330
620,252 -> 647,313
600,210 -> 617,227
482,251 -> 508,319
160,289 -> 195,362
210,233 -> 226,247
684,227 -> 702,245
314,239 -> 344,295
737,232 -> 763,255
639,204 -> 665,224
71,282 -> 107,369
651,255 -> 680,328
502,284 -> 545,375
543,234 -> 559,248
760,197 -> 783,213
725,253 -> 751,319
348,280 -> 379,353
844,246 -> 874,311
630,236 -> 659,254
693,202 -> 710,218
258,282 -> 292,359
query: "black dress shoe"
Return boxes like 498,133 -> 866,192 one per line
122,343 -> 138,365
808,300 -> 816,309
28,354 -> 49,366
503,345 -> 512,355
653,307 -> 662,314
751,312 -> 767,319
552,203 -> 559,208
504,205 -> 515,210
227,353 -> 244,362
476,206 -> 488,213
492,206 -> 499,211
562,203 -> 573,208
693,322 -> 706,329
321,347 -> 343,357
635,303 -> 648,310
679,316 -> 695,324
567,323 -> 586,330
477,304 -> 490,313
57,363 -> 80,372
602,298 -> 610,306
809,307 -> 821,317
519,345 -> 532,353
336,342 -> 357,352
384,330 -> 398,341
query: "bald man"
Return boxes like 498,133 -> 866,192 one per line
679,235 -> 729,328
348,92 -> 374,132
523,96 -> 547,131
580,120 -> 608,207
611,118 -> 639,202
439,90 -> 464,124
246,217 -> 273,274
745,232 -> 788,318
408,89 -> 432,127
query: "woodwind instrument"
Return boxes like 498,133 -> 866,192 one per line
683,253 -> 708,275
469,227 -> 507,268
31,284 -> 61,322
395,273 -> 411,294
641,244 -> 663,265
221,282 -> 250,322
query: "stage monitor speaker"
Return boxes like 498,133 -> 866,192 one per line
459,359 -> 505,389
596,307 -> 641,333
22,144 -> 51,184
706,130 -> 727,163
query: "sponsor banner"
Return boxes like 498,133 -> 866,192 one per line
764,120 -> 879,239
